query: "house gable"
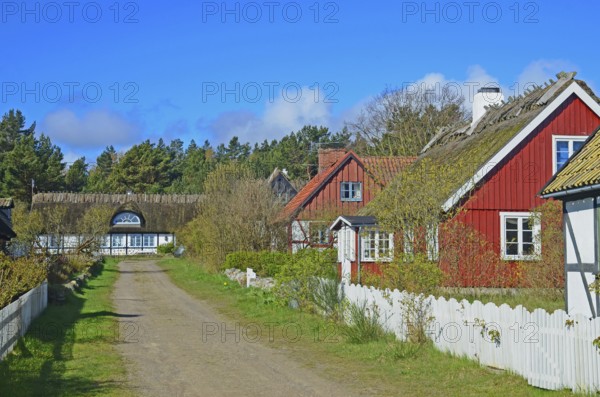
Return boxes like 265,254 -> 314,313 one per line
293,153 -> 380,220
443,82 -> 600,211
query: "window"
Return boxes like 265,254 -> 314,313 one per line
310,223 -> 330,245
500,212 -> 540,260
143,235 -> 156,247
361,229 -> 393,262
112,212 -> 141,226
111,234 -> 125,247
341,182 -> 362,202
130,234 -> 142,247
553,136 -> 587,173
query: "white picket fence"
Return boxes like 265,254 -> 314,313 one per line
0,281 -> 48,360
343,282 -> 600,393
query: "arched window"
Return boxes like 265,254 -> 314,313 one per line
112,212 -> 141,226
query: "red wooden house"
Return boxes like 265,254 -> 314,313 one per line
282,148 -> 414,254
339,72 -> 600,286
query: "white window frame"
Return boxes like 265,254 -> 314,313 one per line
360,229 -> 394,262
143,234 -> 156,248
130,234 -> 142,247
552,135 -> 587,173
340,182 -> 362,202
500,212 -> 541,261
112,212 -> 142,226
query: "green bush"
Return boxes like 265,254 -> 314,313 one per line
157,242 -> 175,255
223,251 -> 290,277
363,253 -> 443,295
0,254 -> 47,308
274,249 -> 338,310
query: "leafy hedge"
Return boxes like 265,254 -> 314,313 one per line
223,251 -> 290,277
0,254 -> 46,309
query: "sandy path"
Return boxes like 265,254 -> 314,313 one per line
112,260 -> 358,397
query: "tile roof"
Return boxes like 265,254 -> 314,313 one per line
282,151 -> 413,219
362,156 -> 417,185
541,127 -> 600,196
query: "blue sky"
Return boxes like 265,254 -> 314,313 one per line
3,0 -> 600,164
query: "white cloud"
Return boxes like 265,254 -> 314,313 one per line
206,87 -> 335,143
517,59 -> 578,89
42,109 -> 142,149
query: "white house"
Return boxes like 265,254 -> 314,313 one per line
32,193 -> 202,255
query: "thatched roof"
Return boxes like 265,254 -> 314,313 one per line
32,193 -> 202,233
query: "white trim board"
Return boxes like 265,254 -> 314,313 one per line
442,82 -> 600,212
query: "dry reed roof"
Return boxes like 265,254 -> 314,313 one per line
415,72 -> 599,207
32,193 -> 202,233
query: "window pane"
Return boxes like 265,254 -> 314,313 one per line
523,243 -> 535,255
506,243 -> 519,256
506,230 -> 519,243
522,231 -> 533,244
522,219 -> 532,231
573,140 -> 584,152
505,218 -> 519,230
556,140 -> 569,152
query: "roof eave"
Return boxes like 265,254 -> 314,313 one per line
541,183 -> 600,199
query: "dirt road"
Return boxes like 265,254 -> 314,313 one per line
112,260 -> 357,397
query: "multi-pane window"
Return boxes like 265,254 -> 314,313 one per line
111,234 -> 125,247
130,234 -> 142,247
361,229 -> 393,262
341,182 -> 362,202
143,235 -> 156,247
500,212 -> 540,260
553,136 -> 586,172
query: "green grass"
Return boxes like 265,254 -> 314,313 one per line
158,257 -> 574,397
0,258 -> 134,397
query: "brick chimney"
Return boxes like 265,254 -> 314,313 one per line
318,148 -> 346,173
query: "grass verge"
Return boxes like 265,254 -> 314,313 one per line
158,258 -> 573,397
0,258 -> 133,397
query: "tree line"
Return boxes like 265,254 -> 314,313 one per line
1,85 -> 467,203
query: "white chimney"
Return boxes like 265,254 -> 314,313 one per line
472,87 -> 503,126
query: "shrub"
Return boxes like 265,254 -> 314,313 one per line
46,254 -> 95,284
343,301 -> 386,343
157,242 -> 175,255
274,249 -> 337,310
516,200 -> 564,298
0,254 -> 46,308
439,220 -> 508,287
362,253 -> 443,295
223,251 -> 290,277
